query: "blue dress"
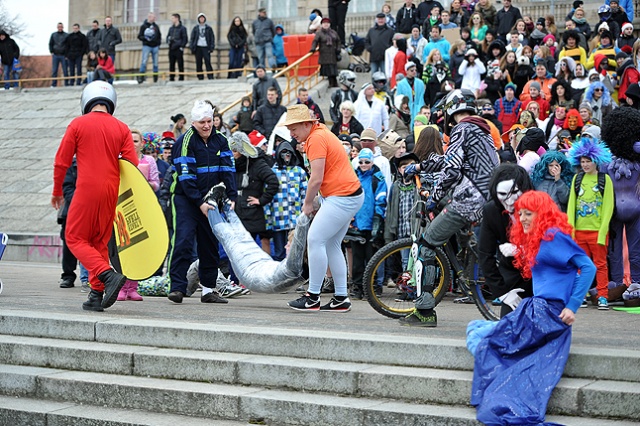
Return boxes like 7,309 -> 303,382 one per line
467,230 -> 595,425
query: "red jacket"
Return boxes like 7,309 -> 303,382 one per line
521,97 -> 551,120
617,59 -> 639,102
391,51 -> 407,89
97,56 -> 115,74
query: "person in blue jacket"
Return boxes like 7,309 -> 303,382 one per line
395,62 -> 426,128
272,25 -> 288,68
350,148 -> 387,300
467,190 -> 596,425
168,101 -> 237,305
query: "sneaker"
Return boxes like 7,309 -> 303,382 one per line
201,291 -> 228,303
394,292 -> 415,302
320,296 -> 352,312
597,296 -> 609,310
385,277 -> 396,288
580,298 -> 589,308
80,282 -> 91,293
203,182 -> 226,210
321,277 -> 335,293
238,284 -> 251,295
288,293 -> 320,311
220,283 -> 243,298
399,309 -> 437,327
295,280 -> 308,293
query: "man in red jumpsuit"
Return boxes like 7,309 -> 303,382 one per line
51,81 -> 138,311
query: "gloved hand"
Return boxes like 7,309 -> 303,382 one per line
499,243 -> 518,257
498,288 -> 524,310
370,214 -> 384,245
403,163 -> 419,178
425,196 -> 437,211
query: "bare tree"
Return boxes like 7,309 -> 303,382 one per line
0,0 -> 27,36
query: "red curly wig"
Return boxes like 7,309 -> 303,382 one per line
510,191 -> 574,279
563,108 -> 584,129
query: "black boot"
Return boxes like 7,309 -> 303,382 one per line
82,290 -> 104,312
98,269 -> 127,309
153,74 -> 158,83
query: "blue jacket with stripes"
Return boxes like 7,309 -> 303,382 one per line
171,126 -> 237,205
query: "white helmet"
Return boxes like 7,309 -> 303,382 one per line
81,81 -> 117,115
338,70 -> 357,89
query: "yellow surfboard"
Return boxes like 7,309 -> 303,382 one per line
112,159 -> 169,280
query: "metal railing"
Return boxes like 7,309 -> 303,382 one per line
219,51 -> 321,116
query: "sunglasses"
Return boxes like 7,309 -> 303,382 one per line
359,160 -> 372,165
594,88 -> 603,92
482,106 -> 493,111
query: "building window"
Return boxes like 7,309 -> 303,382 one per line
126,0 -> 159,23
266,0 -> 297,19
350,0 -> 385,14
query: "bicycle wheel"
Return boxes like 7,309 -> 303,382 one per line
362,238 -> 451,319
463,253 -> 500,321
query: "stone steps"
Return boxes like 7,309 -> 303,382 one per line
0,311 -> 638,424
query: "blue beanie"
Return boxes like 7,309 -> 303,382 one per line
358,148 -> 374,161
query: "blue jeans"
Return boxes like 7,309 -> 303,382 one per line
228,46 -> 244,78
51,54 -> 68,87
256,42 -> 275,68
370,61 -> 384,75
66,56 -> 83,85
140,45 -> 159,74
80,263 -> 89,283
3,64 -> 18,89
272,230 -> 289,262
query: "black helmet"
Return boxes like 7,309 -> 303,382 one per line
442,89 -> 476,135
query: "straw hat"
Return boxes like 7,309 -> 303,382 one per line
280,104 -> 318,126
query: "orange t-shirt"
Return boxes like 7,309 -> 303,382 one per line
305,123 -> 360,197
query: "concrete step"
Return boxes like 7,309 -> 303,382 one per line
0,395 -> 251,426
1,310 -> 639,382
1,364 -> 637,426
0,333 -> 639,420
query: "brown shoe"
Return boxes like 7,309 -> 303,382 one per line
201,291 -> 228,304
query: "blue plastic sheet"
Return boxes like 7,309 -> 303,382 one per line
469,297 -> 571,426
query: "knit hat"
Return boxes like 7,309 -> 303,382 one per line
414,114 -> 429,126
572,0 -> 584,9
376,12 -> 386,18
360,128 -> 378,141
579,102 -> 592,113
542,34 -> 555,44
599,22 -> 610,32
616,51 -> 629,60
405,61 -> 417,71
536,17 -> 545,26
582,125 -> 601,140
321,17 -> 331,24
505,82 -> 517,92
465,48 -> 478,57
197,13 -> 207,22
358,148 -> 374,161
625,83 -> 640,104
622,22 -> 634,32
255,64 -> 266,71
248,130 -> 267,147
529,81 -> 541,91
600,30 -> 613,42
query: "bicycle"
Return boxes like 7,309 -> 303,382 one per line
362,177 -> 500,321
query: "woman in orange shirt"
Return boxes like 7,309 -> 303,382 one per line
283,105 -> 364,312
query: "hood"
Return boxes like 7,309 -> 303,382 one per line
517,128 -> 548,154
458,116 -> 491,135
617,58 -> 634,75
594,54 -> 607,72
275,141 -> 298,168
275,24 -> 286,35
197,13 -> 207,22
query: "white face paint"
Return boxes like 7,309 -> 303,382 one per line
496,179 -> 521,213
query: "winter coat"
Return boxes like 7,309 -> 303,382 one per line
417,0 -> 444,25
450,9 -> 470,28
234,99 -> 254,133
234,151 -> 279,234
353,165 -> 387,231
273,26 -> 288,65
252,16 -> 276,45
476,5 -> 497,28
66,31 -> 88,59
264,141 -> 308,231
254,101 -> 287,139
168,23 -> 188,50
534,174 -> 570,212
330,116 -> 365,137
495,6 -> 522,36
189,24 -> 215,52
138,20 -> 161,47
86,28 -> 102,53
311,27 -> 340,65
450,51 -> 466,87
365,24 -> 395,63
99,25 -> 122,55
616,58 -> 639,102
252,76 -> 282,110
0,32 -> 20,66
396,4 -> 419,34
60,159 -> 78,221
389,111 -> 411,138
227,26 -> 247,49
49,31 -> 68,55
432,117 -> 499,222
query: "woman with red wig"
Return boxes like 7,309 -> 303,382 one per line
467,190 -> 595,425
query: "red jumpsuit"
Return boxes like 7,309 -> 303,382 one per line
53,111 -> 138,291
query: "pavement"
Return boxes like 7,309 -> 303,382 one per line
1,260 -> 638,350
